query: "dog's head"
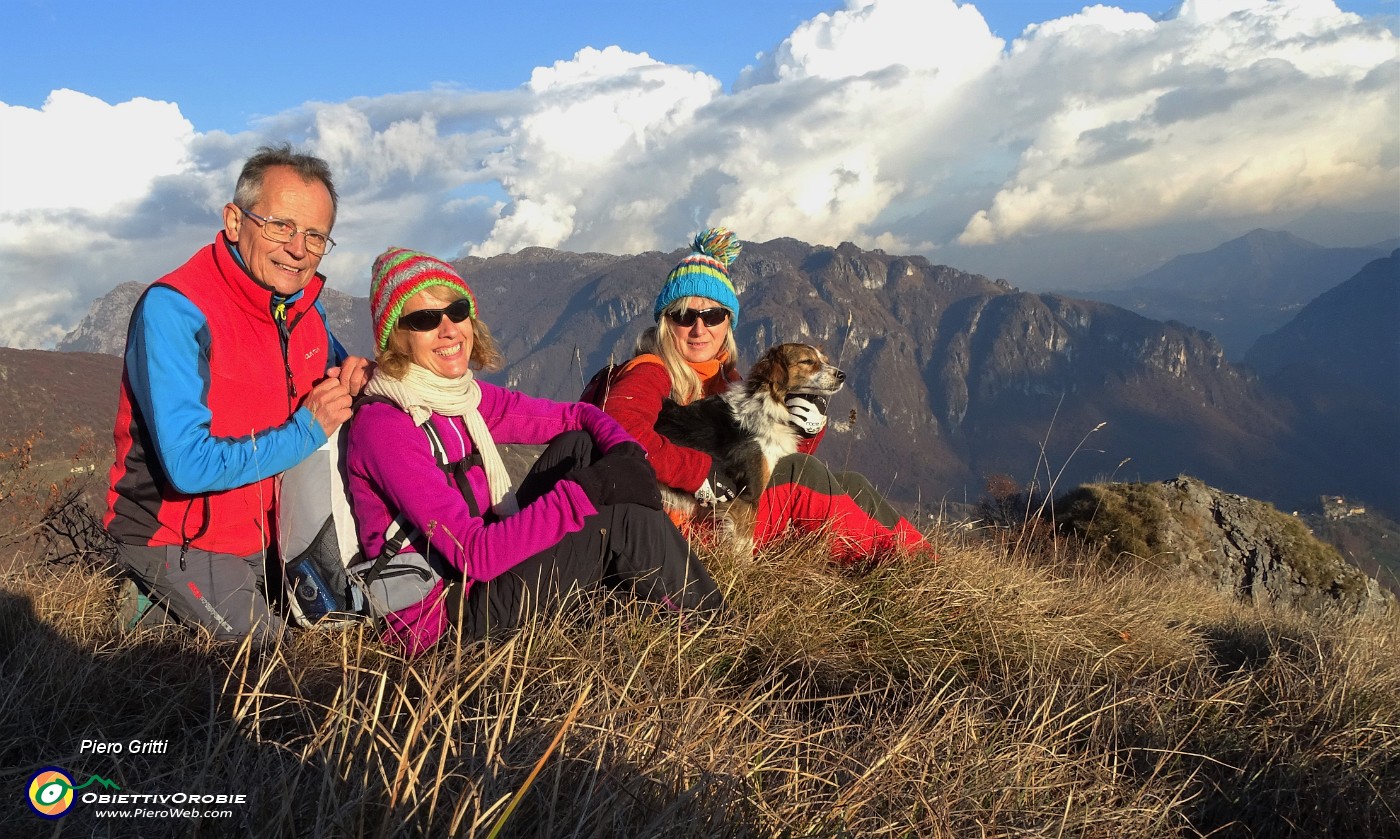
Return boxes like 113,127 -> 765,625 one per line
746,343 -> 845,402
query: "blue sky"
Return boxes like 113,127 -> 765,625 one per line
5,1 -> 1204,130
1,0 -> 1397,347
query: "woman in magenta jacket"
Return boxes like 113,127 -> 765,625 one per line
592,229 -> 929,565
346,248 -> 722,655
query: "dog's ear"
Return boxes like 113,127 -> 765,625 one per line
765,345 -> 791,400
748,345 -> 789,399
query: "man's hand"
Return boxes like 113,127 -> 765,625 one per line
329,356 -> 374,397
304,378 -> 353,437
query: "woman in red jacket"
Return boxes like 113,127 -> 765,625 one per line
592,228 -> 928,564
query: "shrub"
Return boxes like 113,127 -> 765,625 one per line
1056,482 -> 1169,566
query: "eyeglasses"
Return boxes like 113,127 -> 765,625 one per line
240,208 -> 336,255
397,299 -> 474,332
666,307 -> 731,328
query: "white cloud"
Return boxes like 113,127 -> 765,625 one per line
0,0 -> 1395,347
959,0 -> 1396,244
0,90 -> 195,213
737,0 -> 1002,87
469,46 -> 723,257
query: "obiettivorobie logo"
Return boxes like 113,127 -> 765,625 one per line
25,763 -> 246,821
26,767 -> 120,819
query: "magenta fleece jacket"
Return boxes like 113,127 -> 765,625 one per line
345,381 -> 636,655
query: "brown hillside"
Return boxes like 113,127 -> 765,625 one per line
0,348 -> 121,467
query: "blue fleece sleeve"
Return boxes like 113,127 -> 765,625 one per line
127,286 -> 328,494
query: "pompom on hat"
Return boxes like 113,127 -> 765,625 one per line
369,247 -> 478,352
652,228 -> 742,326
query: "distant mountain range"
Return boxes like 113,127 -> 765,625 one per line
57,283 -> 375,358
1242,249 -> 1400,520
39,237 -> 1400,519
1058,229 -> 1392,359
1246,249 -> 1400,395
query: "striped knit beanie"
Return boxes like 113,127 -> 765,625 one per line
369,247 -> 477,352
652,228 -> 742,326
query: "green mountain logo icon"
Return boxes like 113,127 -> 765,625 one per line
72,774 -> 121,792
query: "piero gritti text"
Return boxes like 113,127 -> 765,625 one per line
80,738 -> 170,755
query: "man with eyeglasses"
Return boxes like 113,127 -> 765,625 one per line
105,143 -> 372,641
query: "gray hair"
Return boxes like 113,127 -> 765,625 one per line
232,143 -> 339,226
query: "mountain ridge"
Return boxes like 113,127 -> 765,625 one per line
1057,229 -> 1389,358
46,236 -> 1400,518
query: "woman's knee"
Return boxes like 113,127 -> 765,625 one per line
834,471 -> 901,527
521,431 -> 601,503
834,470 -> 876,497
769,452 -> 839,492
546,429 -> 596,459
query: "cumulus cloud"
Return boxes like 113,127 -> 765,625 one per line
0,90 -> 196,214
736,0 -> 1002,87
0,89 -> 512,346
958,0 -> 1398,245
0,0 -> 1395,347
0,91 -> 210,346
470,46 -> 723,256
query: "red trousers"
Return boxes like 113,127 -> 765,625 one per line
753,454 -> 928,564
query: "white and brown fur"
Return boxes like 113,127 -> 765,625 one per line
654,343 -> 845,536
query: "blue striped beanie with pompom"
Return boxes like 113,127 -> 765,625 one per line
652,228 -> 742,326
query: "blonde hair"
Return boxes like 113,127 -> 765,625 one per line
638,299 -> 739,404
375,285 -> 504,379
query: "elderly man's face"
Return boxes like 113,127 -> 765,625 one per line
222,165 -> 334,296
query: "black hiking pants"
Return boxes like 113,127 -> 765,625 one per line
446,431 -> 724,639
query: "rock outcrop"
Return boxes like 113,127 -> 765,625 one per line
55,282 -> 146,355
1056,476 -> 1393,616
57,283 -> 374,359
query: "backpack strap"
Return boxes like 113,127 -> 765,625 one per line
580,353 -> 666,407
357,413 -> 486,585
421,420 -> 487,519
579,363 -> 619,406
359,516 -> 414,586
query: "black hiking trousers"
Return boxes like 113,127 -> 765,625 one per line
446,431 -> 725,639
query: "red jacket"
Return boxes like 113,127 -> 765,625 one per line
597,354 -> 823,493
106,236 -> 332,555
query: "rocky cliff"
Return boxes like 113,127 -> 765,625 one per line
55,282 -> 145,355
57,283 -> 375,359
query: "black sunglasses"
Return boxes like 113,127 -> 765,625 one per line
397,299 -> 473,332
666,307 -> 730,328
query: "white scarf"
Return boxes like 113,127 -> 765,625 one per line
364,364 -> 519,518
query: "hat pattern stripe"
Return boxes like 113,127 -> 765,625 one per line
370,247 -> 478,351
375,281 -> 472,350
369,250 -> 443,312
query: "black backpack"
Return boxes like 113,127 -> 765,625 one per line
579,361 -> 623,408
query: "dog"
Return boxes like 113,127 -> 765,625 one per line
654,342 -> 846,537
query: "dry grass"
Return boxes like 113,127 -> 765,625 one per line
1,516 -> 1398,838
